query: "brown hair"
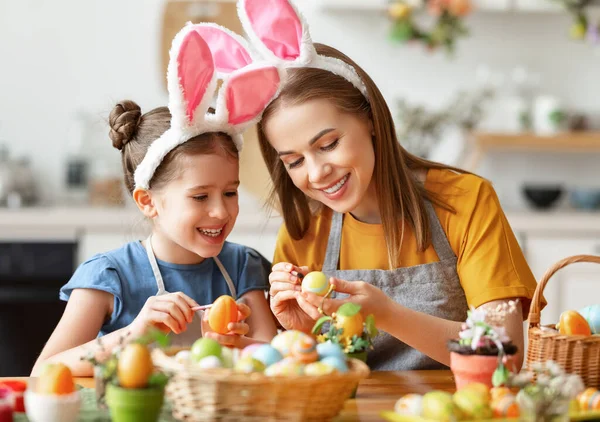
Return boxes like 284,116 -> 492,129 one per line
108,100 -> 238,194
257,44 -> 468,268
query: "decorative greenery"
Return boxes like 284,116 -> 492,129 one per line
387,0 -> 473,55
553,0 -> 600,45
312,303 -> 379,354
396,85 -> 494,158
508,361 -> 584,420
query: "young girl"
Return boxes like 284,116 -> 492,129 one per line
233,0 -> 540,370
32,24 -> 283,376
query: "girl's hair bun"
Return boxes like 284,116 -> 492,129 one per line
109,100 -> 142,150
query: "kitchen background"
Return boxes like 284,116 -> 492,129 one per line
1,0 -> 600,375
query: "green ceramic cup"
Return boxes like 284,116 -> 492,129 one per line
105,383 -> 165,422
346,350 -> 368,398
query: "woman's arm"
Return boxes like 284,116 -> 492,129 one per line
377,297 -> 524,368
31,289 -> 122,376
300,278 -> 525,368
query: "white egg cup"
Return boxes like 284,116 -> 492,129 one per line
24,389 -> 81,422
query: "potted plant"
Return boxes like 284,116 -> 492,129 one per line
447,300 -> 520,390
82,329 -> 170,422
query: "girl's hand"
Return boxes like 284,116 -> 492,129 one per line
201,302 -> 254,348
299,277 -> 392,323
268,262 -> 317,333
130,292 -> 198,336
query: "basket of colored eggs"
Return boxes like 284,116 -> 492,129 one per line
527,255 -> 600,388
152,294 -> 370,421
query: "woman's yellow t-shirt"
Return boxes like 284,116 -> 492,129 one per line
273,169 -> 539,314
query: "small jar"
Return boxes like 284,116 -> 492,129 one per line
0,387 -> 13,422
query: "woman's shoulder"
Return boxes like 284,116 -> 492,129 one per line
427,168 -> 494,195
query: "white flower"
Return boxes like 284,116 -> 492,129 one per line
471,324 -> 487,350
545,360 -> 564,377
493,326 -> 510,343
561,374 -> 585,399
537,374 -> 551,387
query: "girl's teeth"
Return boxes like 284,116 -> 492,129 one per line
323,175 -> 348,194
200,228 -> 222,237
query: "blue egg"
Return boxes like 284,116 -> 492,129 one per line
316,341 -> 345,360
580,305 -> 600,334
252,344 -> 284,367
320,356 -> 348,373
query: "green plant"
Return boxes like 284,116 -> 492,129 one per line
312,302 -> 379,354
553,0 -> 599,44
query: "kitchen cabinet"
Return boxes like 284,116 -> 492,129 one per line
524,235 -> 600,326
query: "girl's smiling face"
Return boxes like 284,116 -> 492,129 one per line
264,98 -> 377,220
150,149 -> 240,264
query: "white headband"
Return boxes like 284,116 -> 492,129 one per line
133,0 -> 366,191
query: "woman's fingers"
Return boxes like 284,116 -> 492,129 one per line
269,271 -> 301,285
269,281 -> 301,297
295,292 -> 321,320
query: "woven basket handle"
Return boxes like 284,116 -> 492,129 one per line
528,254 -> 600,326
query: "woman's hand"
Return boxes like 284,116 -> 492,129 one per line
201,302 -> 256,348
300,277 -> 393,324
268,262 -> 318,333
130,292 -> 199,336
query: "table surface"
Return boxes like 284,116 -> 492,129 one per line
2,370 -> 457,421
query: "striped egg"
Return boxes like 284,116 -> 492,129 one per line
394,394 -> 423,416
578,387 -> 600,411
579,305 -> 600,334
305,361 -> 336,376
301,271 -> 330,296
264,357 -> 305,376
491,393 -> 520,417
271,330 -> 312,357
290,335 -> 319,364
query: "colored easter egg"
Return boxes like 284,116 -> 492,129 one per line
394,394 -> 423,416
579,305 -> 600,334
460,382 -> 490,403
578,387 -> 600,411
174,350 -> 191,364
252,344 -> 284,367
191,338 -> 222,363
234,356 -> 266,374
316,341 -> 345,360
558,310 -> 591,336
271,330 -> 311,357
116,344 -> 153,389
264,357 -> 305,377
301,271 -> 330,296
198,355 -> 222,369
241,343 -> 262,359
290,336 -> 319,364
491,393 -> 520,418
319,356 -> 348,373
453,388 -> 493,419
208,295 -> 238,334
490,386 -> 512,402
37,363 -> 76,395
304,361 -> 336,376
422,391 -> 458,421
220,346 -> 235,369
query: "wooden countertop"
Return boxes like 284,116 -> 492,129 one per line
2,370 -> 456,421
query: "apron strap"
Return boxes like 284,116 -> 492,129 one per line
322,210 -> 344,273
322,201 -> 455,272
424,201 -> 456,262
145,235 -> 167,294
213,256 -> 237,300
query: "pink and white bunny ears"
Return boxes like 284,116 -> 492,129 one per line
238,0 -> 368,98
133,23 -> 284,190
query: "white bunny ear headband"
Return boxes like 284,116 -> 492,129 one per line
133,0 -> 367,190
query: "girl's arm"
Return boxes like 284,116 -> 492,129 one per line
203,290 -> 278,348
31,289 -> 120,377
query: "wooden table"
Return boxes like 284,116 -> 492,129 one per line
2,370 -> 456,421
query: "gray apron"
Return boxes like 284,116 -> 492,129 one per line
322,202 -> 468,370
144,236 -> 237,346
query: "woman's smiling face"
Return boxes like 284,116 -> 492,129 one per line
263,98 -> 376,216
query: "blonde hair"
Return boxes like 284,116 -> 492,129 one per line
257,44 -> 468,268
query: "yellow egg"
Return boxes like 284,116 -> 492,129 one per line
301,271 -> 330,296
117,343 -> 153,389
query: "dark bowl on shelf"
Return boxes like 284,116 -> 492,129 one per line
522,185 -> 563,210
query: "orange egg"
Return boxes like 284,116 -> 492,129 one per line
558,310 -> 592,336
335,313 -> 364,341
578,388 -> 600,411
36,363 -> 75,395
208,295 -> 238,334
117,343 -> 154,389
492,393 -> 520,417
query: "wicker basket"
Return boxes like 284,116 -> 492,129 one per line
526,254 -> 600,388
152,348 -> 370,422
